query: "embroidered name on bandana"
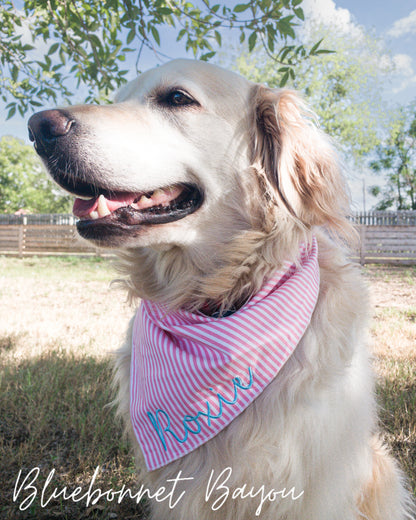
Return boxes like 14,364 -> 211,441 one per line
130,237 -> 320,470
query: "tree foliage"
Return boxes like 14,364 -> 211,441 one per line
1,0 -> 327,118
370,106 -> 416,210
234,23 -> 392,164
0,136 -> 72,213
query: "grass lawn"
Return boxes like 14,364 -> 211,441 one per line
0,257 -> 415,519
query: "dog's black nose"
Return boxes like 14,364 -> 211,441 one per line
28,109 -> 75,157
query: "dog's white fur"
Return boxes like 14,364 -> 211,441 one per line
60,59 -> 414,519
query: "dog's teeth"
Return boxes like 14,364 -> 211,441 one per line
135,195 -> 156,210
97,194 -> 111,217
89,211 -> 99,220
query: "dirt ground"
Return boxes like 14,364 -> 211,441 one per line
365,266 -> 416,310
0,259 -> 414,362
0,257 -> 133,362
364,265 -> 416,359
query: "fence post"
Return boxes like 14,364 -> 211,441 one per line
18,225 -> 24,257
359,225 -> 366,266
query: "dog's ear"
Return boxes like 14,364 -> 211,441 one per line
251,85 -> 351,235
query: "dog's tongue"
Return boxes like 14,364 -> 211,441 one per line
73,193 -> 135,218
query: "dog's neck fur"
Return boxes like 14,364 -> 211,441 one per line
116,203 -> 308,314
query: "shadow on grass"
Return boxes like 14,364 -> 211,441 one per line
0,347 -> 148,520
375,356 -> 416,497
1,340 -> 414,518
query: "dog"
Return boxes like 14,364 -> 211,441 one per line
28,59 -> 414,520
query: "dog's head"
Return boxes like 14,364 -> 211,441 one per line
28,59 -> 350,251
28,59 -> 353,309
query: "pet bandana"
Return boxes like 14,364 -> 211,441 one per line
130,237 -> 320,470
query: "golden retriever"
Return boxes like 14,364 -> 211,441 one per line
28,59 -> 415,520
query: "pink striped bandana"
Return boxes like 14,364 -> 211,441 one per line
130,237 -> 319,470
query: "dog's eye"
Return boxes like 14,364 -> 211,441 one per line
164,90 -> 196,107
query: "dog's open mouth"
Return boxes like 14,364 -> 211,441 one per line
72,183 -> 203,244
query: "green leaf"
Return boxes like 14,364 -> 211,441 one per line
280,71 -> 289,87
214,30 -> 221,46
234,3 -> 251,13
7,105 -> 16,120
248,31 -> 257,52
200,51 -> 216,61
59,45 -> 67,65
294,7 -> 304,20
127,28 -> 136,44
266,24 -> 276,52
277,18 -> 296,39
267,33 -> 275,53
157,7 -> 173,15
89,34 -> 102,49
315,49 -> 335,55
177,28 -> 187,41
279,46 -> 293,62
11,65 -> 18,82
309,38 -> 323,55
47,42 -> 59,55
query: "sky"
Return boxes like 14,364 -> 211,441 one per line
305,0 -> 416,104
300,0 -> 416,208
1,0 -> 416,209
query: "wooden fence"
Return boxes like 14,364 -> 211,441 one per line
0,212 -> 416,265
0,213 -> 76,225
353,210 -> 416,226
0,225 -> 97,256
356,225 -> 416,265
